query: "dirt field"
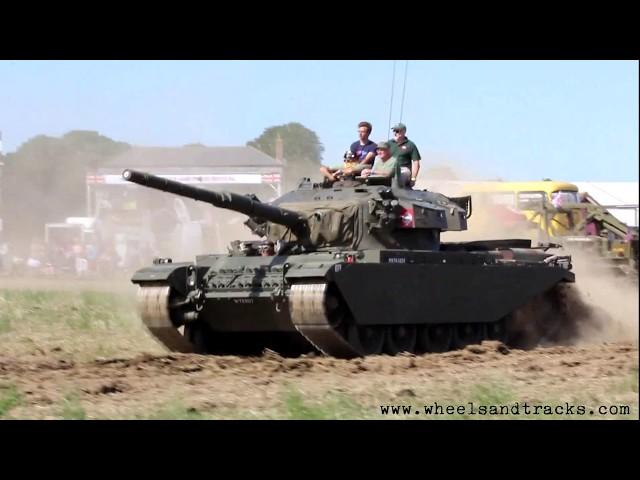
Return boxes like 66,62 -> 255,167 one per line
0,277 -> 638,419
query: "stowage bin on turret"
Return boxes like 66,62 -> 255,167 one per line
125,169 -> 576,358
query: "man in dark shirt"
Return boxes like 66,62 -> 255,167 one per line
319,121 -> 376,182
350,121 -> 377,167
389,122 -> 421,187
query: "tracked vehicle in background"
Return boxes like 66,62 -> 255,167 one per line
124,168 -> 576,358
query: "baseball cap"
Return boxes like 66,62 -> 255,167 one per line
391,123 -> 406,132
377,141 -> 391,149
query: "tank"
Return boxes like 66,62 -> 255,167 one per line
123,168 -> 577,358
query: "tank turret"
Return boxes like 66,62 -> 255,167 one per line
122,169 -> 470,252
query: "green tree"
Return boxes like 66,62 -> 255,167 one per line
1,130 -> 129,253
247,122 -> 324,187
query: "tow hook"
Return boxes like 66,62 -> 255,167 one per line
183,289 -> 205,323
188,289 -> 205,311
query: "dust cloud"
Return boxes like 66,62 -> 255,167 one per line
565,247 -> 638,344
418,163 -> 638,346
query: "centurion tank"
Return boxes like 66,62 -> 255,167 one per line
123,168 -> 577,358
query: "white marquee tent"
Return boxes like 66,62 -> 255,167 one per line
571,182 -> 639,227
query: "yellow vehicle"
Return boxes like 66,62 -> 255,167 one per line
452,179 -> 637,277
460,180 -> 581,238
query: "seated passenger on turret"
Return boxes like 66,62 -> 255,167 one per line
320,121 -> 377,183
320,150 -> 365,183
361,141 -> 412,185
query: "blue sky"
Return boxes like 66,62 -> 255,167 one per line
0,60 -> 637,181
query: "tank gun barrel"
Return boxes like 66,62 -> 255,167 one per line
122,169 -> 306,230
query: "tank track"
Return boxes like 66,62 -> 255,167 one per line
136,281 -> 574,357
288,280 -> 509,357
136,284 -> 195,353
287,280 -> 565,357
289,282 -> 362,358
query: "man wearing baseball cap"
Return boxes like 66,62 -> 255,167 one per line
389,123 -> 421,186
361,141 -> 398,179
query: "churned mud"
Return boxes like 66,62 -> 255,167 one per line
0,277 -> 637,419
0,341 -> 636,419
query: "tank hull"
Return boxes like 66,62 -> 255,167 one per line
132,245 -> 575,357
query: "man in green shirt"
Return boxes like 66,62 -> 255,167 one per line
361,141 -> 399,179
389,122 -> 421,187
